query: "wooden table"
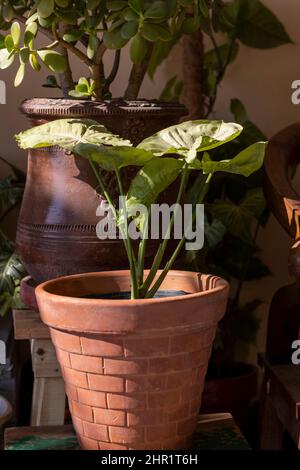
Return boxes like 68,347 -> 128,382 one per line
13,308 -> 65,426
4,413 -> 250,450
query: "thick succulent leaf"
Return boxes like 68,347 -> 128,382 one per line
74,143 -> 154,171
126,157 -> 183,228
0,49 -> 15,70
16,119 -> 131,151
138,121 -> 243,159
190,142 -> 267,177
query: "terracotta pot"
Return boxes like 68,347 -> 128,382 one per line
17,99 -> 187,283
201,363 -> 258,428
36,270 -> 229,450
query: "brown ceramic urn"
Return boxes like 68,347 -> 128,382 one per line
17,99 -> 187,282
36,270 -> 229,450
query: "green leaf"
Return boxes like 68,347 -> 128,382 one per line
0,176 -> 23,218
14,63 -> 25,87
16,119 -> 131,152
63,30 -> 83,42
11,22 -> 21,46
55,0 -> 69,6
74,143 -> 154,172
0,49 -> 15,69
204,42 -> 239,71
230,98 -> 248,125
130,33 -> 148,63
42,75 -> 60,88
87,34 -> 99,59
37,50 -> 67,73
144,1 -> 168,19
205,216 -> 227,249
128,0 -> 144,14
126,157 -> 183,228
196,142 -> 267,177
147,38 -> 177,79
2,4 -> 14,23
37,0 -> 55,19
0,241 -> 25,299
107,1 -> 128,11
19,47 -> 30,64
87,0 -> 101,8
121,20 -> 138,39
24,22 -> 38,46
138,121 -> 243,159
182,17 -> 201,34
236,0 -> 292,49
5,35 -> 14,53
103,28 -> 129,49
29,53 -> 41,71
159,75 -> 183,102
209,188 -> 266,244
141,23 -> 171,42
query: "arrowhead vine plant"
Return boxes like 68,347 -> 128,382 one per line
16,118 -> 266,299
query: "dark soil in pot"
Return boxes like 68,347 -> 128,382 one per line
17,98 -> 187,283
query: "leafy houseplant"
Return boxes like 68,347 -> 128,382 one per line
16,118 -> 266,450
0,0 -> 202,99
1,1 -> 205,283
0,158 -> 25,316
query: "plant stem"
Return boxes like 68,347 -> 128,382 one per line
145,172 -> 212,298
141,165 -> 190,296
115,169 -> 138,299
57,23 -> 74,97
124,44 -> 153,100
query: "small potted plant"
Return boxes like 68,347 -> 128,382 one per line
16,117 -> 266,450
0,1 -> 204,282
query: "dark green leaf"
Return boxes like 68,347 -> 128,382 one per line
87,34 -> 99,59
37,50 -> 67,73
236,0 -> 292,49
130,33 -> 148,63
128,0 -> 144,13
63,30 -> 83,42
121,21 -> 138,39
24,22 -> 38,46
144,1 -> 168,19
20,47 -> 30,64
37,0 -> 55,19
230,98 -> 248,125
103,28 -> 129,49
141,23 -> 172,42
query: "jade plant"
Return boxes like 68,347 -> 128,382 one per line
0,0 -> 203,100
16,118 -> 266,299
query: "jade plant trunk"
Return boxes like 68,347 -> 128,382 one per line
17,99 -> 187,283
35,270 -> 229,450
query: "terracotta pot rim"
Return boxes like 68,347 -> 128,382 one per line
36,270 -> 229,308
20,98 -> 188,118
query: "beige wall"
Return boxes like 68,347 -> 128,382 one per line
1,0 -> 299,359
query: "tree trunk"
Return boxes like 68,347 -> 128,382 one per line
124,45 -> 153,101
57,23 -> 74,98
181,29 -> 204,120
